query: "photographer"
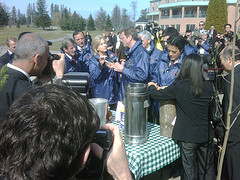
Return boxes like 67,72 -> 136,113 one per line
194,30 -> 210,55
0,33 -> 65,121
223,24 -> 234,42
184,29 -> 196,48
0,84 -> 132,180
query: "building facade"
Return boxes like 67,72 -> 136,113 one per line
147,0 -> 240,34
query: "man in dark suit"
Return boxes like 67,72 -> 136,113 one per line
0,33 -> 65,121
110,31 -> 117,53
0,38 -> 17,65
220,44 -> 240,180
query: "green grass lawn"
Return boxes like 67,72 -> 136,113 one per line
0,26 -> 107,52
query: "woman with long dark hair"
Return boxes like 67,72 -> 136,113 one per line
149,54 -> 216,180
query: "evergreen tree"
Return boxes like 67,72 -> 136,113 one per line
121,8 -> 133,29
105,14 -> 113,31
69,11 -> 81,30
11,6 -> 17,25
205,0 -> 227,33
17,9 -> 20,22
60,8 -> 70,30
87,14 -> 96,31
26,4 -> 32,26
54,4 -> 59,13
95,7 -> 107,30
50,3 -> 54,19
32,3 -> 36,24
19,14 -> 26,25
79,16 -> 86,31
0,3 -> 9,27
111,5 -> 121,30
34,0 -> 51,29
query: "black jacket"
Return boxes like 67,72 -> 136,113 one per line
223,64 -> 240,142
149,79 -> 215,143
0,52 -> 14,65
0,65 -> 32,121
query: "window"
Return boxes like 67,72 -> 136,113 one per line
171,25 -> 175,28
152,7 -> 155,11
176,24 -> 180,31
186,24 -> 195,31
152,2 -> 155,5
165,0 -> 169,3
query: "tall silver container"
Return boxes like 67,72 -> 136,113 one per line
89,98 -> 108,128
124,83 -> 150,145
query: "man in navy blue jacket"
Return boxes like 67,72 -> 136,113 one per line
0,38 -> 17,65
61,38 -> 81,73
73,30 -> 93,72
113,28 -> 150,101
138,30 -> 162,79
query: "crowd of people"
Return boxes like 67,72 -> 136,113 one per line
0,21 -> 240,179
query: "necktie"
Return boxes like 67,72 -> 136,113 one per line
72,57 -> 76,63
169,60 -> 175,67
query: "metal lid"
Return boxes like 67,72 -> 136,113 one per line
125,83 -> 148,93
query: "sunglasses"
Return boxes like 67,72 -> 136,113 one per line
199,24 -> 204,26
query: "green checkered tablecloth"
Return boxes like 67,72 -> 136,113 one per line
111,120 -> 180,180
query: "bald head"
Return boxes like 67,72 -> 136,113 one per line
14,33 -> 48,62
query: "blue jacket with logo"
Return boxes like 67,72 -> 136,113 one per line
119,39 -> 150,101
151,50 -> 187,87
193,41 -> 210,55
147,41 -> 162,79
89,51 -> 119,105
75,41 -> 93,72
60,47 -> 84,73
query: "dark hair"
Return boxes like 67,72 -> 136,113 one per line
167,35 -> 186,52
121,27 -> 138,41
175,54 -> 204,97
73,30 -> 84,39
18,32 -> 31,40
224,23 -> 232,28
0,84 -> 99,180
162,27 -> 179,38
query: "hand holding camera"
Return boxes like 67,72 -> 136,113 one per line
52,53 -> 65,78
91,124 -> 132,180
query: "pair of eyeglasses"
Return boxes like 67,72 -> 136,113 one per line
199,24 -> 204,26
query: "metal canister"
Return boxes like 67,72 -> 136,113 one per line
89,98 -> 108,128
124,83 -> 150,145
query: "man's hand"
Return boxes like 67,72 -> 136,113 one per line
52,53 -> 65,78
113,63 -> 124,73
91,124 -> 132,180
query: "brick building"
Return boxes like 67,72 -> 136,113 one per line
147,0 -> 240,34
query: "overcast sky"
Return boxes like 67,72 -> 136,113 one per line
2,0 -> 149,19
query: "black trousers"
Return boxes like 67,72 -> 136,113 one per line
178,140 -> 215,180
222,141 -> 240,180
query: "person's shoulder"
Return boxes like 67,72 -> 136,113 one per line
0,52 -> 9,58
0,52 -> 10,64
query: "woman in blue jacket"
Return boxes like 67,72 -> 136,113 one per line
151,35 -> 189,88
149,35 -> 189,123
89,35 -> 119,109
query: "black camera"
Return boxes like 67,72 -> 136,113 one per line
76,129 -> 113,179
42,53 -> 60,76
